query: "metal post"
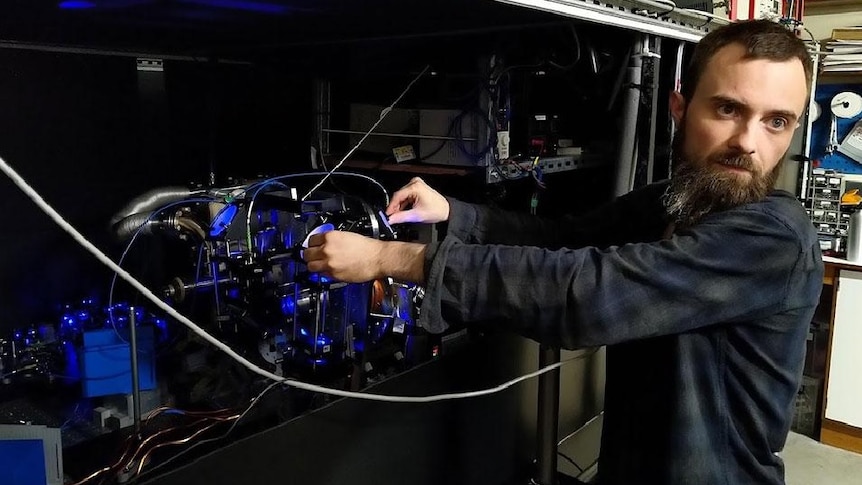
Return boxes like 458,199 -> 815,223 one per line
668,41 -> 687,180
533,344 -> 561,485
800,42 -> 821,201
129,307 -> 142,435
313,79 -> 332,159
645,36 -> 662,185
614,35 -> 645,197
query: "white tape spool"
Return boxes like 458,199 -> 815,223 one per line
831,92 -> 862,119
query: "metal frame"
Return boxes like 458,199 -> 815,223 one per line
494,0 -> 727,43
489,3 -> 722,483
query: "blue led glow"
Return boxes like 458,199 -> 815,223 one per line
307,273 -> 331,284
210,204 -> 238,237
154,318 -> 169,338
63,341 -> 81,381
299,327 -> 308,337
281,296 -> 296,315
180,0 -> 291,14
60,313 -> 82,338
59,1 -> 97,9
227,288 -> 241,299
256,227 -> 278,253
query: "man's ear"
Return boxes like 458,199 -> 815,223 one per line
669,91 -> 686,125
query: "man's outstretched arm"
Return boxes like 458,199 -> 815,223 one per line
303,232 -> 427,284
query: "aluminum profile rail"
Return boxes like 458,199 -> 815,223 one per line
494,0 -> 729,42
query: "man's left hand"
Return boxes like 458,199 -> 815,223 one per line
303,231 -> 384,283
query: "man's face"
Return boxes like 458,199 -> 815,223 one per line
665,43 -> 809,226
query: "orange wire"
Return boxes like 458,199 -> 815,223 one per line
135,417 -> 237,475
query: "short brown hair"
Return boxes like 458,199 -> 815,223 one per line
680,19 -> 813,102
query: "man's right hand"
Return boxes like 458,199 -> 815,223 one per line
385,177 -> 450,225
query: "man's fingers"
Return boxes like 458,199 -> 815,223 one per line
385,178 -> 427,215
305,260 -> 326,273
302,245 -> 320,262
385,197 -> 407,216
386,210 -> 416,225
307,233 -> 326,248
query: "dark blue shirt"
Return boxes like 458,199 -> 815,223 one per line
420,181 -> 823,485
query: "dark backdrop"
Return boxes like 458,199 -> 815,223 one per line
0,49 -> 311,333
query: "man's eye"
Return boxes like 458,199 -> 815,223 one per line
717,104 -> 736,116
770,118 -> 788,130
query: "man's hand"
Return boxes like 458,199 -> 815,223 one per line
385,177 -> 450,225
303,231 -> 426,284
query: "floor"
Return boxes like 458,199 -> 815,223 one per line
555,414 -> 862,485
558,428 -> 862,484
781,432 -> 862,485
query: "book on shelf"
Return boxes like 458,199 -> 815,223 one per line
826,44 -> 862,55
823,55 -> 862,64
822,37 -> 862,74
822,64 -> 862,73
832,27 -> 862,41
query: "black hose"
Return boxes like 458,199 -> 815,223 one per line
109,187 -> 195,227
112,213 -> 166,241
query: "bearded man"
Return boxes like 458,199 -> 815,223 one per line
304,19 -> 822,485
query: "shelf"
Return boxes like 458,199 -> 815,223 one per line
343,159 -> 476,176
496,0 -> 726,42
819,71 -> 862,84
805,0 -> 861,14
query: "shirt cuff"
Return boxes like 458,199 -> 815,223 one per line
418,235 -> 460,334
444,197 -> 480,242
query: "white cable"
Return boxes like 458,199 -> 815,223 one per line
244,180 -> 290,252
633,0 -> 730,26
680,8 -> 730,25
0,153 -> 593,403
558,411 -> 604,447
242,171 -> 391,207
301,65 -> 430,202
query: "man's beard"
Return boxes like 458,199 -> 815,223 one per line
662,123 -> 779,228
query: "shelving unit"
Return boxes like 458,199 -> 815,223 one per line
805,0 -> 861,14
497,0 -> 726,41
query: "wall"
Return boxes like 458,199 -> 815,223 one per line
805,11 -> 862,40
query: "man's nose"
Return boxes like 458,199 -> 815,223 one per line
728,120 -> 757,155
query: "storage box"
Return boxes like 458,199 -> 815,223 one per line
791,375 -> 823,439
80,327 -> 156,398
